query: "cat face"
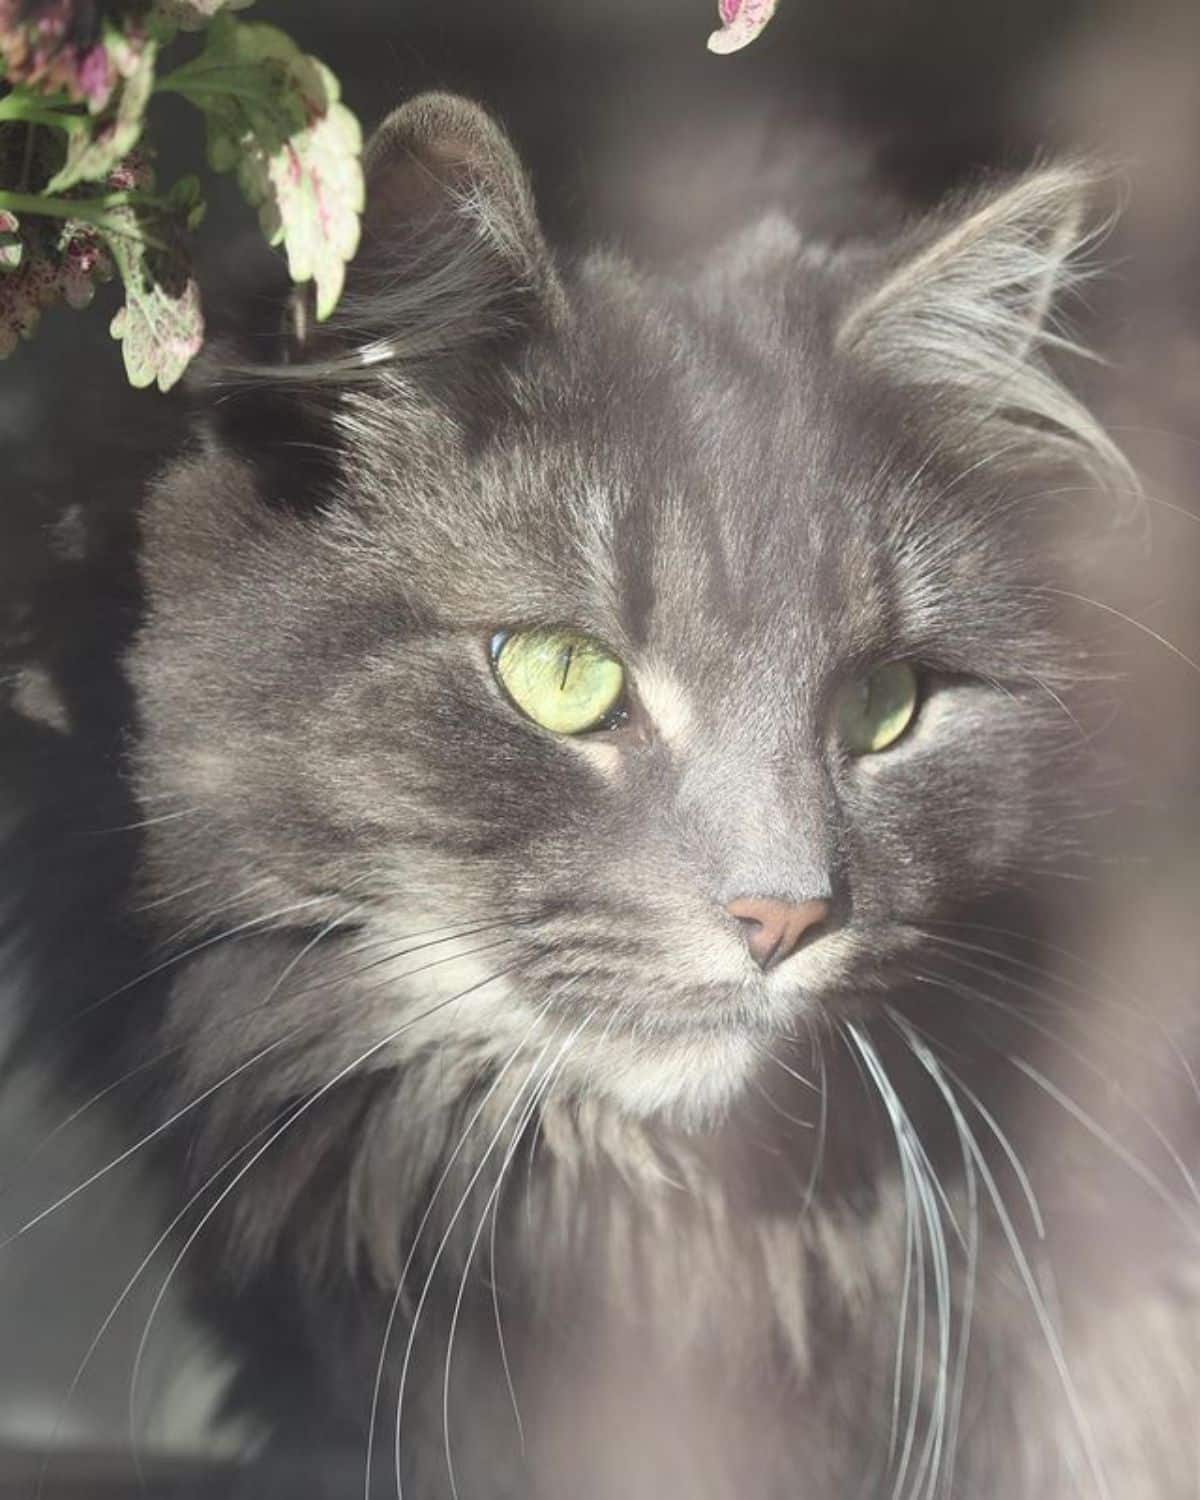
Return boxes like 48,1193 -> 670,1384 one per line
128,97 -> 1125,1123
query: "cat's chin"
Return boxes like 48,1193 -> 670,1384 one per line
563,1026 -> 765,1128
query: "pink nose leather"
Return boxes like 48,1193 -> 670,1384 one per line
726,897 -> 831,971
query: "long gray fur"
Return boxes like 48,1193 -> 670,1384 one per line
14,93 -> 1198,1498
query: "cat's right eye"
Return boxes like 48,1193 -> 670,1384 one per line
491,627 -> 627,735
834,662 -> 920,754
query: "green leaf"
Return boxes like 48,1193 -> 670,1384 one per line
46,30 -> 157,192
0,210 -> 22,273
163,174 -> 208,232
162,16 -> 363,319
103,194 -> 204,392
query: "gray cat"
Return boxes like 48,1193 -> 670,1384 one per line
11,93 -> 1200,1497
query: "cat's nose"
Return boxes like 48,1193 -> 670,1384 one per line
726,897 -> 831,972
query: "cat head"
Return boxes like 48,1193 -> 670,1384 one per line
127,95 -> 1132,1124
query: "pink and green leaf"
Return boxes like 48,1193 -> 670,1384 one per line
102,168 -> 203,391
159,15 -> 362,319
706,0 -> 779,54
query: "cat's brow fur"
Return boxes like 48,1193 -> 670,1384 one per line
7,93 -> 1196,1499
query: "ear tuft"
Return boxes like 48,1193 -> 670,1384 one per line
838,162 -> 1096,364
331,92 -> 567,356
837,161 -> 1136,499
361,93 -> 554,285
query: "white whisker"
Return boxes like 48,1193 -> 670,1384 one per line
1,929 -> 518,1245
393,1021 -> 565,1500
893,1015 -> 1114,1500
441,1010 -> 593,1500
1035,586 -> 1200,676
845,1022 -> 951,1500
799,1037 -> 828,1218
1008,1056 -> 1200,1239
32,904 -> 366,1494
122,959 -> 525,1488
361,994 -> 554,1500
916,945 -> 1200,1214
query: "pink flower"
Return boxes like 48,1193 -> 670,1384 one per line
74,37 -> 116,107
706,0 -> 778,54
0,0 -> 141,111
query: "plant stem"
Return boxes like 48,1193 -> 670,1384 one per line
0,95 -> 81,128
0,188 -> 174,249
0,189 -> 85,219
0,189 -> 170,220
155,73 -> 299,132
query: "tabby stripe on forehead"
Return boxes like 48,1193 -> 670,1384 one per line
617,497 -> 658,648
698,491 -> 735,624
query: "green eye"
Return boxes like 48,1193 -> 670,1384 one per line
491,628 -> 626,735
835,661 -> 920,754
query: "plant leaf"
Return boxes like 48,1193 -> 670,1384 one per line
46,29 -> 157,191
0,238 -> 58,356
104,195 -> 204,392
0,212 -> 114,356
163,16 -> 363,319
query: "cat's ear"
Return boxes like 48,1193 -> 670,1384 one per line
835,162 -> 1131,492
837,162 -> 1093,373
192,95 -> 564,512
289,91 -> 567,361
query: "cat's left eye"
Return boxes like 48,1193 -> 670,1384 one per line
490,628 -> 627,735
834,661 -> 920,755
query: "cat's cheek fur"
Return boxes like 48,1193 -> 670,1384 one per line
836,686 -> 1074,919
